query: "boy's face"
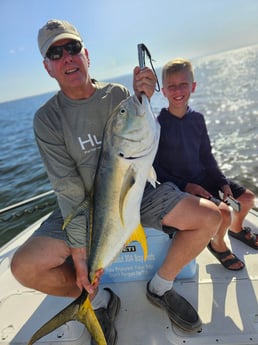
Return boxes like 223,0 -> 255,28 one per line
162,70 -> 196,111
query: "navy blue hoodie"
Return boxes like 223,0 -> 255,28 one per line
153,107 -> 228,191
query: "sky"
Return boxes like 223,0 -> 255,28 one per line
1,0 -> 258,103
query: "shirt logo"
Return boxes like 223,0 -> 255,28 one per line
78,134 -> 102,151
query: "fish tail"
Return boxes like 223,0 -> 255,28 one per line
27,289 -> 106,345
27,294 -> 82,345
77,296 -> 107,345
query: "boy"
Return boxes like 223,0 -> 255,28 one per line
154,58 -> 257,270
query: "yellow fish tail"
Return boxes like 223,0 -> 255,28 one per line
78,296 -> 106,345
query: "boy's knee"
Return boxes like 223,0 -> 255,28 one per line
219,204 -> 232,226
208,208 -> 223,237
244,190 -> 256,208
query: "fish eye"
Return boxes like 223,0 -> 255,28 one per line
120,107 -> 126,115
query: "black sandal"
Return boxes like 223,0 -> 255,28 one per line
207,242 -> 245,271
228,227 -> 258,250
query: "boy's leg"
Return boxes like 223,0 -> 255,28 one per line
159,194 -> 221,280
224,180 -> 257,248
141,182 -> 222,332
141,182 -> 222,280
196,177 -> 249,265
203,177 -> 256,235
231,188 -> 255,231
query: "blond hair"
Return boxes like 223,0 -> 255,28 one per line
162,58 -> 194,84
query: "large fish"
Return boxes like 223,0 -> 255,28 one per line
27,93 -> 160,345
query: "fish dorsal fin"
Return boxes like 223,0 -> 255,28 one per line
125,223 -> 148,261
147,166 -> 158,188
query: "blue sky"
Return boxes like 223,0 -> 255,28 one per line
1,0 -> 258,103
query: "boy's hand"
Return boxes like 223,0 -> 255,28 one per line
220,184 -> 233,201
185,182 -> 211,199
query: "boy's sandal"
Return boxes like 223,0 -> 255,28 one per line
228,227 -> 258,250
207,242 -> 245,271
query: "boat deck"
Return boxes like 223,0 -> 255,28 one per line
0,211 -> 257,345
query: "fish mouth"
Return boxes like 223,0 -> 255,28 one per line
118,136 -> 158,160
119,152 -> 145,159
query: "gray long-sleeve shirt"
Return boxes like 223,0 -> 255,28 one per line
34,81 -> 130,247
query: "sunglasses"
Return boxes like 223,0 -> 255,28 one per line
46,40 -> 83,61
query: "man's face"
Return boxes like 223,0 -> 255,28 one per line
44,39 -> 90,92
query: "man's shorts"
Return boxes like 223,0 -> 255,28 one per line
32,181 -> 188,241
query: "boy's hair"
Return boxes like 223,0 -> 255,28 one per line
162,58 -> 194,84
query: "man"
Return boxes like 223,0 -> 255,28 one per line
11,20 -> 222,344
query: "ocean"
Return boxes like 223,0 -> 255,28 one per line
0,44 -> 258,247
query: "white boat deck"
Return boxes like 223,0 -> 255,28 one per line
0,211 -> 257,345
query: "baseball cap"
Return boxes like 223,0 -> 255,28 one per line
38,19 -> 83,57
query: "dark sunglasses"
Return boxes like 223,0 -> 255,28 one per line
46,40 -> 83,61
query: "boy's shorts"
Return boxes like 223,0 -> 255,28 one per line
32,181 -> 188,241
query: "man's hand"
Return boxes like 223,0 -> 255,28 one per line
71,247 -> 104,295
133,66 -> 156,100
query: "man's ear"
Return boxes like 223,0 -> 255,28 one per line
84,48 -> 90,67
43,59 -> 54,78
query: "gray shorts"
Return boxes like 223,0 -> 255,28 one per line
32,181 -> 187,240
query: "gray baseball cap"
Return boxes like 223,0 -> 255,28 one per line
38,19 -> 83,57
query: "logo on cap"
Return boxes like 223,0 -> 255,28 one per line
45,21 -> 64,31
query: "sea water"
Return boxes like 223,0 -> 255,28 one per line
0,44 -> 257,246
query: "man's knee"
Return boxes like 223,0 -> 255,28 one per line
10,245 -> 38,287
10,250 -> 26,283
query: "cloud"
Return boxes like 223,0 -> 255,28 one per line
9,47 -> 25,55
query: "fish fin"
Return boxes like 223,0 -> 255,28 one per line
27,289 -> 106,345
27,291 -> 86,345
147,166 -> 158,188
126,223 -> 148,261
62,196 -> 91,230
78,296 -> 107,345
119,166 -> 136,225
